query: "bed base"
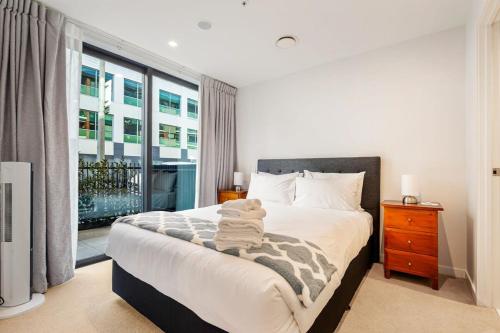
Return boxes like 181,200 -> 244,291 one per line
112,237 -> 372,333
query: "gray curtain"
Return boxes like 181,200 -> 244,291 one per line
0,0 -> 73,292
199,75 -> 237,207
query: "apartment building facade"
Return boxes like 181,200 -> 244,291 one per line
79,54 -> 199,164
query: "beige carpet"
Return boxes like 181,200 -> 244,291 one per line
0,261 -> 499,333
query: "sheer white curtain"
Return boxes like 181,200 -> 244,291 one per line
65,22 -> 83,267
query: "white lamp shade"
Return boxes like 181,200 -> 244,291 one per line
401,174 -> 419,196
233,172 -> 244,186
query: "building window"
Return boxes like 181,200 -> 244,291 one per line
80,66 -> 114,99
187,129 -> 198,149
159,90 -> 181,116
105,72 -> 114,101
124,79 -> 143,107
124,117 -> 142,144
79,110 -> 113,141
159,124 -> 181,148
187,99 -> 198,119
81,66 -> 98,97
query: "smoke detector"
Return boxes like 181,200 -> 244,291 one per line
275,35 -> 298,49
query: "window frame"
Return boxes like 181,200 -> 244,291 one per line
83,43 -> 199,212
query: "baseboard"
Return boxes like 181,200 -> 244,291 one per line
438,265 -> 466,278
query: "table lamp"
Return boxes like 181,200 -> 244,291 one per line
234,172 -> 243,192
401,174 -> 419,204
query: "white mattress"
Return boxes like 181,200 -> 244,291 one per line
106,201 -> 373,333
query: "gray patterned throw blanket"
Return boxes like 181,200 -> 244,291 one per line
114,211 -> 337,307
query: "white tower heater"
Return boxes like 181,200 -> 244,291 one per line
0,162 -> 44,319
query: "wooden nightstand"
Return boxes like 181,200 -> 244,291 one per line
381,200 -> 444,290
218,190 -> 248,204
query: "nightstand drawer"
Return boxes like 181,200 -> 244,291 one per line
385,229 -> 437,256
220,192 -> 240,201
385,208 -> 437,233
385,249 -> 438,278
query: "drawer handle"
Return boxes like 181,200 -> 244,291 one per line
407,240 -> 412,245
407,218 -> 413,223
408,262 -> 412,267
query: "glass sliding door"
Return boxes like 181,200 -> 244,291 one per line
77,52 -> 144,265
75,44 -> 199,267
151,75 -> 199,212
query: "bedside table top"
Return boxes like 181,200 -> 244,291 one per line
219,189 -> 248,194
381,200 -> 443,211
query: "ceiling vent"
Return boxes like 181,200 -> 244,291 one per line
275,36 -> 298,49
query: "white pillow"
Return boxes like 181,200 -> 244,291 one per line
293,177 -> 359,211
303,170 -> 365,211
247,172 -> 299,205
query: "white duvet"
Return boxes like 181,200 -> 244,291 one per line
106,201 -> 372,333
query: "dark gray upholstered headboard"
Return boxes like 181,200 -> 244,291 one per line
257,157 -> 381,263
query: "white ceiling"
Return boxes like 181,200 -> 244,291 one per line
43,0 -> 469,87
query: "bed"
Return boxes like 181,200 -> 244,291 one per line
107,157 -> 381,333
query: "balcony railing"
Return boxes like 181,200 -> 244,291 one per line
124,95 -> 143,108
81,85 -> 98,97
187,111 -> 198,119
79,160 -> 141,230
159,137 -> 180,148
159,104 -> 180,116
78,160 -> 196,230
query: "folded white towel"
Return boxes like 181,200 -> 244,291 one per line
221,198 -> 262,211
217,208 -> 267,219
217,217 -> 264,234
214,235 -> 263,251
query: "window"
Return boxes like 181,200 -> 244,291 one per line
105,72 -> 114,101
124,79 -> 143,107
187,129 -> 198,149
124,117 -> 142,144
81,66 -> 98,97
79,110 -> 113,141
159,124 -> 181,148
159,90 -> 181,115
80,65 -> 114,99
187,99 -> 198,119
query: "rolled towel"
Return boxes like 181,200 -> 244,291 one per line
221,198 -> 262,211
217,207 -> 266,219
217,217 -> 264,234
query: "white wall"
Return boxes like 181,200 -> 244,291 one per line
236,27 -> 467,273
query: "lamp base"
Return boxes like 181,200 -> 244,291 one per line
402,196 -> 418,204
235,185 -> 241,192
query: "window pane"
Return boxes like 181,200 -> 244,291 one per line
80,65 -> 114,99
152,76 -> 199,211
187,129 -> 197,149
78,53 -> 144,265
159,124 -> 181,147
124,117 -> 142,144
124,78 -> 143,107
187,99 -> 198,119
81,66 -> 98,97
79,110 -> 113,142
159,90 -> 181,116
